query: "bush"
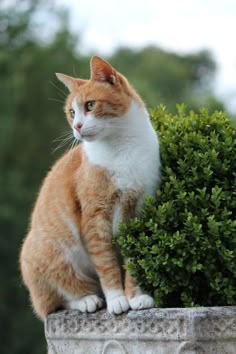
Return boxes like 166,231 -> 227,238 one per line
116,105 -> 236,307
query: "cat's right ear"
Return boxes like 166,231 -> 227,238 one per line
90,56 -> 117,84
55,73 -> 85,92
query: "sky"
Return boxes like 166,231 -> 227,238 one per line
55,0 -> 236,113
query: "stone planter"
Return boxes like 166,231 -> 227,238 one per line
45,307 -> 236,354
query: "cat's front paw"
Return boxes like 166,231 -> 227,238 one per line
129,294 -> 154,310
68,294 -> 104,313
107,295 -> 130,314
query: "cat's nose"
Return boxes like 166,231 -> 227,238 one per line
74,122 -> 83,132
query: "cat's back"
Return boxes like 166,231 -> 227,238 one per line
30,145 -> 83,230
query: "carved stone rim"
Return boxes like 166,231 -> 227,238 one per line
45,307 -> 236,341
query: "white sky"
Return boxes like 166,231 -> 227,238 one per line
55,0 -> 236,113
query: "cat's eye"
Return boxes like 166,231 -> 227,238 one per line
69,109 -> 75,119
85,100 -> 96,112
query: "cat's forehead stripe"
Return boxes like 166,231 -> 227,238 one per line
72,97 -> 79,110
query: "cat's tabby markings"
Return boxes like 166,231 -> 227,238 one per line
20,56 -> 161,319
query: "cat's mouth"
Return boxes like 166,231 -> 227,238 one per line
73,129 -> 97,142
80,126 -> 105,141
80,132 -> 98,141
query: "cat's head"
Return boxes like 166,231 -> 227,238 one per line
56,56 -> 144,142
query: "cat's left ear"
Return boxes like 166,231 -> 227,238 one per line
56,73 -> 86,92
90,56 -> 117,85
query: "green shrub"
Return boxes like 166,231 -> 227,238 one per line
116,105 -> 236,307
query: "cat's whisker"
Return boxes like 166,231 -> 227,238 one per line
49,81 -> 67,99
52,131 -> 73,144
60,134 -> 75,144
56,136 -> 74,148
52,134 -> 75,153
52,137 -> 73,148
48,98 -> 65,104
71,138 -> 78,152
73,66 -> 79,78
68,137 -> 78,160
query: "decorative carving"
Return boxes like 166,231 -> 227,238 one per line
208,317 -> 236,337
101,340 -> 128,354
46,310 -> 185,339
178,341 -> 206,354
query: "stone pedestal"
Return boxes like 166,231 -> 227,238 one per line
45,307 -> 236,353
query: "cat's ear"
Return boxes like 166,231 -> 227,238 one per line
55,73 -> 85,92
90,56 -> 117,85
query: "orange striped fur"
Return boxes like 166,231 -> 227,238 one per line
20,56 -> 160,319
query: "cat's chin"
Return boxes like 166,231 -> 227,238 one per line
73,130 -> 82,141
72,131 -> 97,142
80,133 -> 98,142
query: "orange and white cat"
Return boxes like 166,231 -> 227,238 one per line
20,56 -> 160,320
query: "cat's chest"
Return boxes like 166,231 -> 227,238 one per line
83,138 -> 160,236
107,151 -> 147,191
83,141 -> 159,194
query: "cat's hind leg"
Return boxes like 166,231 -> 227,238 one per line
27,279 -> 63,320
20,247 -> 63,319
20,236 -> 104,319
22,265 -> 104,319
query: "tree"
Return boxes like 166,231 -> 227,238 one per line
109,46 -> 225,112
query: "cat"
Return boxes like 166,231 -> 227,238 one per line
20,56 -> 161,319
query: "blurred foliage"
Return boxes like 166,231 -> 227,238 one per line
109,47 -> 225,112
0,0 -> 230,353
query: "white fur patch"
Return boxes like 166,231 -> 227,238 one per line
60,212 -> 80,241
68,294 -> 104,312
105,289 -> 130,314
63,244 -> 96,280
83,101 -> 160,195
72,98 -> 83,140
59,213 -> 97,281
129,294 -> 154,310
112,204 -> 122,235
